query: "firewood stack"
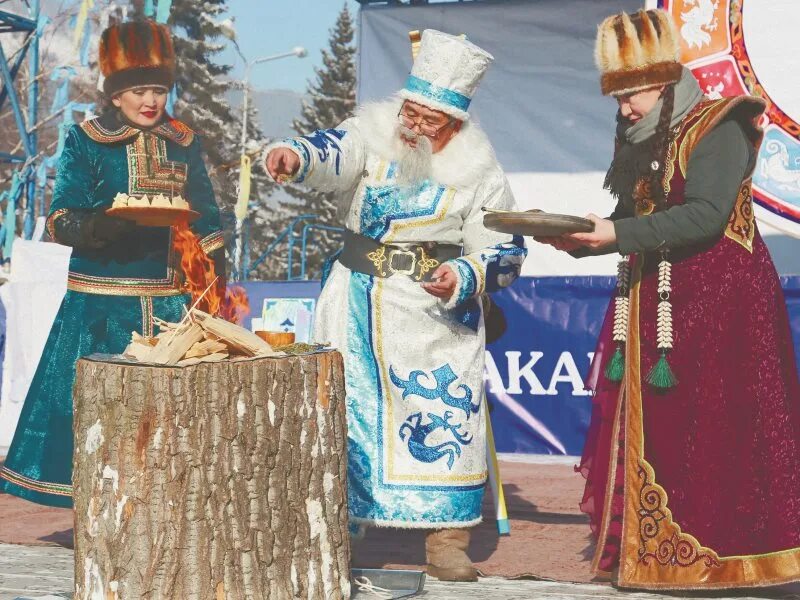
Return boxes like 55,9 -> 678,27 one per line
123,308 -> 280,366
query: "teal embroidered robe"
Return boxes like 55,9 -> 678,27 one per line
0,114 -> 223,507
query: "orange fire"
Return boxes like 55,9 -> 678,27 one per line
172,222 -> 249,324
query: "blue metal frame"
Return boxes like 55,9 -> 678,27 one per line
244,214 -> 345,281
0,43 -> 34,158
0,10 -> 37,33
299,223 -> 344,281
246,214 -> 316,280
24,0 -> 40,241
0,1 -> 41,254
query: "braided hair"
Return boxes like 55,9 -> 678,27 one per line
648,84 -> 675,209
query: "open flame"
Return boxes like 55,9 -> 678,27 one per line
172,222 -> 249,324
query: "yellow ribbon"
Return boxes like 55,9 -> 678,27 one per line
73,0 -> 95,49
235,154 -> 252,220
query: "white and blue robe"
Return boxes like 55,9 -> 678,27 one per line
265,98 -> 526,528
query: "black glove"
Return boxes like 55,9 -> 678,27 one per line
51,209 -> 134,250
91,213 -> 137,243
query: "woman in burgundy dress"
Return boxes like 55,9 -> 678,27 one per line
542,8 -> 800,590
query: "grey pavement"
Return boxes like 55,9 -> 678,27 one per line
1,543 -> 798,600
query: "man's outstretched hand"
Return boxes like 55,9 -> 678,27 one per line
265,148 -> 301,182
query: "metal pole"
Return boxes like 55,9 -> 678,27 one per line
232,48 -> 306,281
242,216 -> 251,279
23,0 -> 39,240
233,62 -> 250,281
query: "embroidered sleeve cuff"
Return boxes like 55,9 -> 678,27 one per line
46,208 -> 70,241
441,257 -> 486,310
199,230 -> 224,254
262,139 -> 311,184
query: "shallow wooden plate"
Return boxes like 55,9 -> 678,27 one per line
483,209 -> 594,237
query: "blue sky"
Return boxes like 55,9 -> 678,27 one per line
223,0 -> 362,92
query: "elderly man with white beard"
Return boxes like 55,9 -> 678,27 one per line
263,30 -> 526,582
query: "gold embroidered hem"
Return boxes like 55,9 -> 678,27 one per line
0,465 -> 71,497
616,260 -> 800,590
589,384 -> 625,575
67,272 -> 183,296
199,230 -> 225,254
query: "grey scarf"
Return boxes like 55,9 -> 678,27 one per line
604,67 -> 705,201
620,67 -> 705,143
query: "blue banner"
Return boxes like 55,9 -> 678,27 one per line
485,277 -> 615,455
239,276 -> 800,456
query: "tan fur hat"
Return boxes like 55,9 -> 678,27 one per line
595,9 -> 682,96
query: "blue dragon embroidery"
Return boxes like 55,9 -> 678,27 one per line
398,411 -> 473,470
390,364 -> 480,420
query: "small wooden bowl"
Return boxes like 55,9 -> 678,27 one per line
255,331 -> 295,347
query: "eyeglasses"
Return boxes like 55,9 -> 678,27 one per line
397,109 -> 455,138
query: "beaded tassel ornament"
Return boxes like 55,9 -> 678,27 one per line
646,251 -> 678,389
604,257 -> 631,382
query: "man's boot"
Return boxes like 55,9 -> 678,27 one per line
425,528 -> 478,582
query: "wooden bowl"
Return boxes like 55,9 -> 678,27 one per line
255,331 -> 296,347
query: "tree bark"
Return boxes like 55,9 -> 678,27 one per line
73,351 -> 350,600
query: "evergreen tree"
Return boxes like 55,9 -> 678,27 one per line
292,4 -> 357,135
280,4 -> 356,279
129,0 -> 274,280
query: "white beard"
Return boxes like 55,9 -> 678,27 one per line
354,95 -> 501,190
392,125 -> 433,187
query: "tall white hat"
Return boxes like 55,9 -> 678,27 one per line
399,29 -> 493,121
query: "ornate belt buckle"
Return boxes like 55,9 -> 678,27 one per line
388,248 -> 417,276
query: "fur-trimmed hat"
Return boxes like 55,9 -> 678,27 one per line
99,20 -> 176,97
595,9 -> 682,96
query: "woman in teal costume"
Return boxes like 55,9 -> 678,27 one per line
0,20 -> 224,507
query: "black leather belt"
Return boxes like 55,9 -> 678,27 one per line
339,229 -> 462,282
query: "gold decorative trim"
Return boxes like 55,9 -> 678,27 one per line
416,247 -> 439,281
678,101 -> 726,177
81,116 -> 195,147
199,230 -> 224,254
68,272 -> 182,297
46,208 -> 69,240
724,180 -> 755,253
462,254 -> 487,296
127,133 -> 188,199
367,246 -> 388,276
589,383 -> 625,575
678,97 -> 766,178
140,296 -> 155,336
634,457 -> 720,570
0,465 -> 71,497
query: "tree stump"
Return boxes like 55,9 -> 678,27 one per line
72,351 -> 350,600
